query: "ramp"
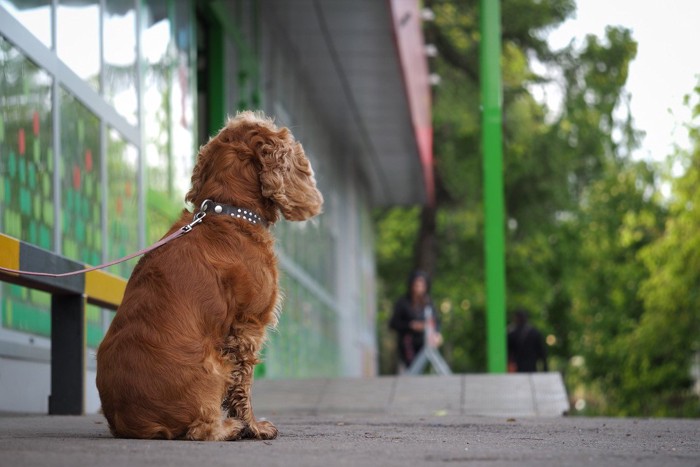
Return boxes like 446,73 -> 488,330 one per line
252,372 -> 570,417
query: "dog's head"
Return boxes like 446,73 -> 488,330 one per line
185,111 -> 323,224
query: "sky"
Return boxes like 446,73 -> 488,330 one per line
539,0 -> 700,163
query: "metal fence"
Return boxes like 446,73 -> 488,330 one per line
0,233 -> 125,414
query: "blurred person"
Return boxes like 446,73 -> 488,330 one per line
507,308 -> 548,372
389,270 -> 442,372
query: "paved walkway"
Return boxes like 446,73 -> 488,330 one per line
252,373 -> 570,417
1,375 -> 699,467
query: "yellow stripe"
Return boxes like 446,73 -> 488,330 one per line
0,233 -> 21,274
85,270 -> 126,308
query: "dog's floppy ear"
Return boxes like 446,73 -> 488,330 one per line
254,121 -> 323,221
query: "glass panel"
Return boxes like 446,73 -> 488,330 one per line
60,88 -> 101,265
0,0 -> 52,48
106,127 -> 139,278
142,0 -> 195,243
86,303 -> 103,348
266,276 -> 340,378
228,0 -> 259,111
1,285 -> 51,336
275,160 -> 337,293
0,36 -> 54,335
0,36 -> 54,248
57,0 -> 100,89
103,0 -> 138,125
170,0 -> 195,202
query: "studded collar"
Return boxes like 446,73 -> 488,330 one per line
198,199 -> 268,228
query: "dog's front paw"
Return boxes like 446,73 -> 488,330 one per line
245,419 -> 278,440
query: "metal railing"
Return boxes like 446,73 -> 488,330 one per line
0,233 -> 126,415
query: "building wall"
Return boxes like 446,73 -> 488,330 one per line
257,2 -> 377,377
0,0 -> 376,414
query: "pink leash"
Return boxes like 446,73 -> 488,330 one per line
0,212 -> 206,278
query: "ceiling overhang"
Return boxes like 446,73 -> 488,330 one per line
264,0 -> 434,206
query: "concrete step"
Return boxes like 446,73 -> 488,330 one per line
252,372 -> 570,418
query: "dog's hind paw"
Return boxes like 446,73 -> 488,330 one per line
187,417 -> 246,441
243,419 -> 278,440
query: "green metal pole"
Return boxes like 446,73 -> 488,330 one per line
479,0 -> 507,373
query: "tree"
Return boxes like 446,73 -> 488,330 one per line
377,0 -> 582,373
563,158 -> 666,414
628,84 -> 700,417
375,1 -> 699,418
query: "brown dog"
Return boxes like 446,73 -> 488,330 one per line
96,111 -> 323,441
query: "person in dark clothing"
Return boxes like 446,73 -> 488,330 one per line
389,270 -> 442,371
507,309 -> 548,372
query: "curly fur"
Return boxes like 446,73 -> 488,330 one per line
96,111 -> 323,441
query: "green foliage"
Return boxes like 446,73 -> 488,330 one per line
375,0 -> 700,416
631,107 -> 700,416
563,159 -> 668,415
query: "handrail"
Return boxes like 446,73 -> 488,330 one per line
0,232 -> 127,414
0,233 -> 126,309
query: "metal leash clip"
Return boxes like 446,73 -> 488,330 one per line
182,200 -> 210,233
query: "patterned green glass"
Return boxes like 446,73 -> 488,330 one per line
0,36 -> 54,336
0,36 -> 54,248
106,128 -> 138,278
59,88 -> 101,266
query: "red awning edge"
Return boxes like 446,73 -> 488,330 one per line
388,0 -> 435,206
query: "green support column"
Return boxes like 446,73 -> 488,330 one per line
479,0 -> 507,373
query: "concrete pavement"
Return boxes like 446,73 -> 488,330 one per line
1,375 -> 699,467
2,412 -> 699,467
